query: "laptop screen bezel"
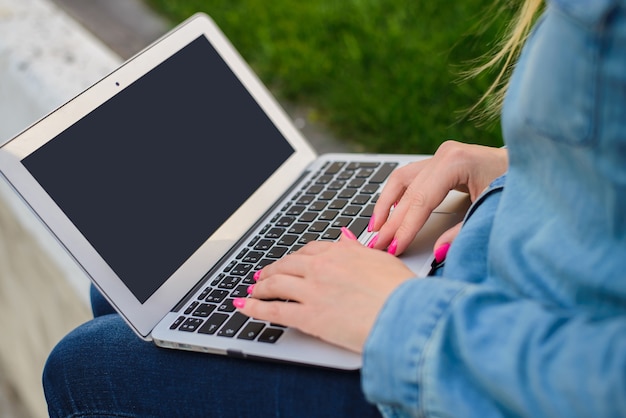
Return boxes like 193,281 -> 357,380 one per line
0,13 -> 317,339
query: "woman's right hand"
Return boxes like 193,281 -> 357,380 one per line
368,140 -> 508,255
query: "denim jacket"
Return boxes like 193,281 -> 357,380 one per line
362,1 -> 626,416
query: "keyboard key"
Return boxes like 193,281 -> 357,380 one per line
237,322 -> 266,340
352,194 -> 370,205
266,245 -> 289,258
347,178 -> 365,188
231,285 -> 249,298
309,201 -> 327,211
308,221 -> 330,233
299,212 -> 318,223
256,258 -> 275,269
276,216 -> 295,227
277,234 -> 298,246
324,161 -> 345,175
254,239 -> 274,251
218,299 -> 237,313
180,318 -> 203,332
267,246 -> 289,259
337,189 -> 356,199
230,263 -> 253,276
370,162 -> 398,183
348,217 -> 370,238
356,168 -> 375,178
287,206 -> 306,217
361,184 -> 380,194
206,289 -> 229,303
218,276 -> 241,290
288,223 -> 308,234
329,199 -> 348,210
315,174 -> 333,185
192,303 -> 216,318
198,313 -> 229,335
327,180 -> 346,190
321,228 -> 342,240
353,162 -> 379,169
296,195 -> 314,205
337,170 -> 354,180
360,204 -> 375,218
265,227 -> 286,239
319,210 -> 339,221
242,272 -> 256,285
299,233 -> 320,244
243,251 -> 263,263
218,312 -> 250,337
258,328 -> 284,343
331,216 -> 352,228
184,301 -> 199,315
342,206 -> 362,217
247,235 -> 260,248
223,260 -> 237,272
211,273 -> 225,286
170,316 -> 186,330
197,287 -> 212,300
306,185 -> 324,194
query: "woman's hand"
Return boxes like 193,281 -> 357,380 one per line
235,234 -> 415,353
369,140 -> 508,255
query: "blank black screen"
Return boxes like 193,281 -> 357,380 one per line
22,35 -> 294,303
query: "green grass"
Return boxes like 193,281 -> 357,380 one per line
146,0 -> 510,154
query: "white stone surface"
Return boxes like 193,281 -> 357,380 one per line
0,0 -> 121,143
0,0 -> 122,305
0,1 -> 123,416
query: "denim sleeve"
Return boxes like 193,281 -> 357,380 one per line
361,279 -> 626,417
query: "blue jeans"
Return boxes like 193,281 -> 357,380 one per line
42,287 -> 381,417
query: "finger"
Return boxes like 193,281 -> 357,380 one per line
433,222 -> 462,252
370,161 -> 425,232
235,297 -> 302,330
376,170 -> 448,254
249,273 -> 307,302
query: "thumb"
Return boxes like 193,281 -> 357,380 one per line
433,222 -> 463,253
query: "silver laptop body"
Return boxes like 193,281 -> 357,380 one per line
0,13 -> 468,370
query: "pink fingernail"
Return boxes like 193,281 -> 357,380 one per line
233,298 -> 246,309
387,238 -> 398,256
247,284 -> 255,295
367,234 -> 379,249
253,270 -> 261,281
434,243 -> 451,263
367,214 -> 376,232
340,226 -> 357,240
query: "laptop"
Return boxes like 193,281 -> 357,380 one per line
0,13 -> 469,370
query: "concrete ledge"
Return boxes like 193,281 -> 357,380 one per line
0,0 -> 123,416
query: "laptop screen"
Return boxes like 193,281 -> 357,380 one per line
21,35 -> 295,303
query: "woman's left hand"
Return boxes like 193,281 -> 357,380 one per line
235,235 -> 415,353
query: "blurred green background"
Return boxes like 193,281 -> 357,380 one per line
146,0 -> 511,154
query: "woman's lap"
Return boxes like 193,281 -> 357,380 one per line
43,289 -> 379,417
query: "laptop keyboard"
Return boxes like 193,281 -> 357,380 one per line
169,160 -> 398,343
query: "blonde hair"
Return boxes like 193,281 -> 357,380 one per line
467,0 -> 544,121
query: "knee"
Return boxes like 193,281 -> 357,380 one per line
42,316 -> 127,416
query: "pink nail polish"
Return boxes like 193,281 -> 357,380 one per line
367,234 -> 379,249
434,243 -> 451,263
367,214 -> 376,232
253,270 -> 261,281
340,226 -> 357,240
387,238 -> 398,256
233,298 -> 246,309
247,284 -> 255,294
